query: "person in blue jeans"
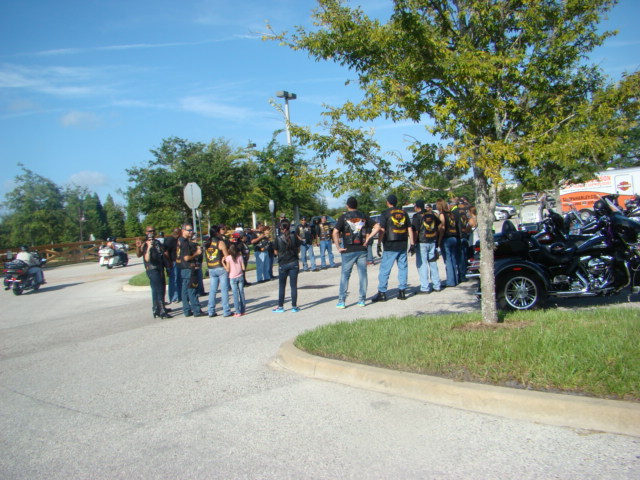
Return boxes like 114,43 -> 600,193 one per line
296,216 -> 318,271
317,216 -> 336,268
177,224 -> 204,317
333,197 -> 380,308
251,223 -> 271,282
437,198 -> 460,288
163,228 -> 182,303
372,194 -> 415,302
272,221 -> 301,313
411,200 -> 442,293
455,199 -> 474,283
223,243 -> 246,317
204,225 -> 232,318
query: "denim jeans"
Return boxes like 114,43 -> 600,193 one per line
28,266 -> 44,284
180,268 -> 201,315
255,250 -> 269,282
338,250 -> 368,303
196,267 -> 205,296
416,242 -> 441,291
442,236 -> 459,287
230,276 -> 246,314
278,261 -> 299,307
318,239 -> 336,267
147,268 -> 164,311
367,243 -> 374,263
377,249 -> 408,292
457,237 -> 469,282
169,263 -> 181,302
299,243 -> 316,270
208,267 -> 231,316
267,252 -> 274,279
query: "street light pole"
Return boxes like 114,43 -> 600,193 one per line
276,90 -> 299,223
275,90 -> 296,146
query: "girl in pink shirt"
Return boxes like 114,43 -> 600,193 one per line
223,244 -> 246,316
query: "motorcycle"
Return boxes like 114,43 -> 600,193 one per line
624,194 -> 640,218
98,242 -> 129,269
3,257 -> 47,295
470,195 -> 640,310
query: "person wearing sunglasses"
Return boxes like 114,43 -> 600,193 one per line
177,224 -> 204,317
136,226 -> 171,318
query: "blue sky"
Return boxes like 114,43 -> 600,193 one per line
1,0 -> 639,209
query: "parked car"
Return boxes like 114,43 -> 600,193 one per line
494,210 -> 508,221
496,203 -> 517,218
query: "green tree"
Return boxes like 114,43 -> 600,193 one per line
61,186 -> 108,242
104,194 -> 126,239
124,199 -> 143,238
126,137 -> 256,232
1,165 -> 66,246
251,139 -> 327,220
273,0 -> 638,323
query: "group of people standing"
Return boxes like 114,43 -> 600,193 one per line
133,194 -> 476,317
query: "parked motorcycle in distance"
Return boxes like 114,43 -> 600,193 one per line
98,241 -> 129,269
3,257 -> 47,295
469,194 -> 640,311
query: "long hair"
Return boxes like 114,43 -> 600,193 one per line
280,222 -> 292,249
204,225 -> 221,249
436,198 -> 449,213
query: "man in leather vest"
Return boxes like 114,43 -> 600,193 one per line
317,215 -> 336,268
177,223 -> 204,317
251,223 -> 271,283
372,194 -> 415,302
333,196 -> 380,308
295,216 -> 318,272
411,200 -> 442,293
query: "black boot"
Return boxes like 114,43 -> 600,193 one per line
398,290 -> 407,300
372,291 -> 387,303
156,302 -> 170,319
152,303 -> 160,318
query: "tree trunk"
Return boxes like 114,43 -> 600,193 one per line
474,169 -> 499,324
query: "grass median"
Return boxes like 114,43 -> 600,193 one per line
295,307 -> 640,402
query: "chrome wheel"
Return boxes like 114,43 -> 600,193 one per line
498,272 -> 545,311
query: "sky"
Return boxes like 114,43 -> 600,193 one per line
1,0 -> 639,210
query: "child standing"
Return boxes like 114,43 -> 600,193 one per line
223,243 -> 246,317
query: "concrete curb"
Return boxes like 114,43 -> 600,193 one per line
274,338 -> 640,437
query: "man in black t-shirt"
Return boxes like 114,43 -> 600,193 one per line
332,196 -> 380,308
372,194 -> 415,302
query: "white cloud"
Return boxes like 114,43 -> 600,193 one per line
67,171 -> 110,188
32,39 -> 234,57
0,63 -> 114,97
179,95 -> 252,119
60,110 -> 102,128
325,192 -> 346,209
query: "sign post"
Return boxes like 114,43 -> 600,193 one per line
183,182 -> 202,237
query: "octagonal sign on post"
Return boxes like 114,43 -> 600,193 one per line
184,182 -> 202,238
183,182 -> 202,209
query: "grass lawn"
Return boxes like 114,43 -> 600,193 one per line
295,307 -> 640,402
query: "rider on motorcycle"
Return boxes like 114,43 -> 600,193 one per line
15,245 -> 45,285
106,237 -> 127,264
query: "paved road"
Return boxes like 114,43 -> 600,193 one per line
1,252 -> 639,479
